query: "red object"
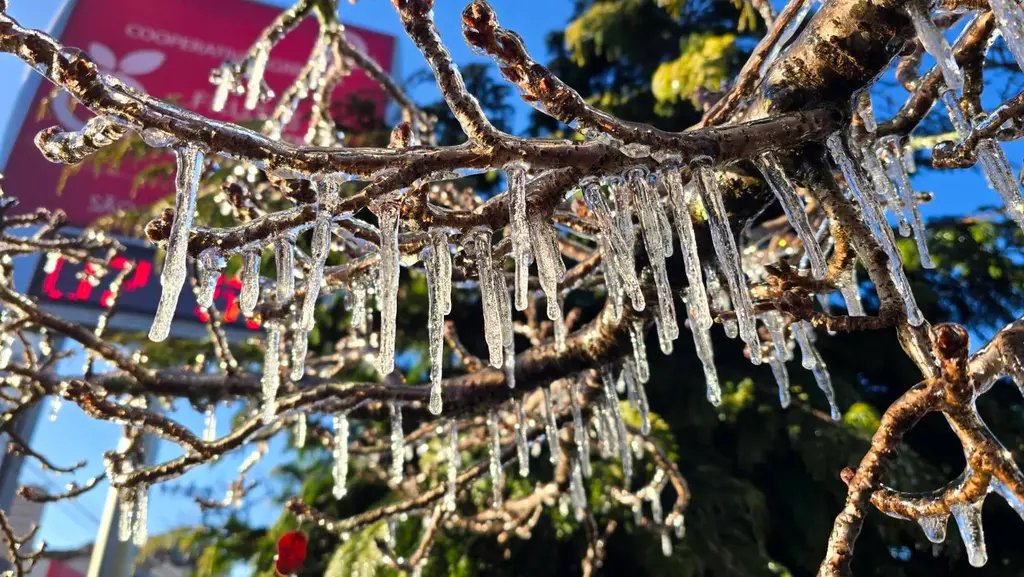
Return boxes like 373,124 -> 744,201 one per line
275,530 -> 309,576
4,0 -> 396,226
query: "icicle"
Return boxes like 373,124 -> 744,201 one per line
990,478 -> 1024,521
598,238 -> 625,318
196,248 -> 225,308
210,64 -> 235,112
332,413 -> 349,498
506,162 -> 533,311
858,136 -> 910,238
762,312 -> 792,408
600,365 -> 632,480
755,155 -> 828,279
150,146 -> 203,342
117,486 -> 135,542
609,178 -> 636,248
290,333 -> 307,381
425,244 -> 444,414
628,320 -> 650,384
825,132 -> 924,326
917,514 -> 948,544
0,333 -> 13,370
907,0 -> 963,91
879,137 -> 934,268
203,405 -> 216,442
759,0 -> 813,75
569,458 -> 587,521
569,379 -> 592,477
274,234 -> 295,305
621,361 -> 650,435
688,298 -> 721,405
492,253 -> 517,390
542,387 -> 562,466
295,413 -> 307,449
488,410 -> 503,508
977,139 -> 1024,230
300,182 -> 337,331
261,322 -> 281,424
990,0 -> 1024,72
951,500 -> 987,567
468,228 -> 504,368
528,215 -> 567,347
839,267 -> 865,317
582,177 -> 645,310
627,168 -> 678,350
693,166 -> 761,362
375,200 -> 401,376
792,321 -> 841,420
514,398 -> 530,477
240,248 -> 261,317
132,485 -> 148,546
244,41 -> 271,110
389,401 -> 404,484
445,421 -> 460,511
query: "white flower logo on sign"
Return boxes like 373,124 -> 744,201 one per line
52,42 -> 165,131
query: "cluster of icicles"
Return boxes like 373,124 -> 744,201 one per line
122,0 -> 1024,559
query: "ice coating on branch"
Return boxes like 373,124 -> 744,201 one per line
825,132 -> 924,326
487,409 -> 503,508
755,154 -> 828,279
0,333 -> 13,371
694,167 -> 761,360
375,200 -> 401,375
514,398 -> 530,477
529,215 -> 567,347
195,247 -> 225,308
261,322 -> 281,424
879,137 -> 934,268
389,401 -> 404,483
240,248 -> 261,317
506,162 -> 533,311
332,413 -> 349,499
290,334 -> 307,381
203,405 -> 216,442
907,0 -> 963,91
542,387 -> 562,466
600,365 -> 632,480
792,320 -> 841,420
990,0 -> 1024,72
274,235 -> 295,305
628,320 -> 650,384
565,382 -> 591,479
150,146 -> 203,342
300,181 -> 338,332
627,168 -> 678,351
445,421 -> 460,511
244,41 -> 270,110
425,230 -> 453,414
951,499 -> 987,567
582,177 -> 644,310
917,514 -> 948,544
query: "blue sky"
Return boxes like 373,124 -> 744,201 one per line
1,0 -> 1022,573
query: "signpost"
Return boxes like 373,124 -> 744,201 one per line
2,0 -> 396,226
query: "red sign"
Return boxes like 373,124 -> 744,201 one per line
28,239 -> 260,331
4,0 -> 396,225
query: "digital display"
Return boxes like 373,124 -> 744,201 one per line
27,241 -> 260,332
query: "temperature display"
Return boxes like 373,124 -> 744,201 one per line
27,241 -> 260,332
